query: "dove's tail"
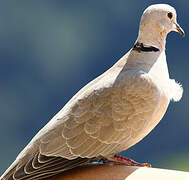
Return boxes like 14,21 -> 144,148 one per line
0,161 -> 17,180
1,154 -> 98,180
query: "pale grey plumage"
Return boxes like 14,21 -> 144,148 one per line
1,4 -> 184,180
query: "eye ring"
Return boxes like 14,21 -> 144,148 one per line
167,12 -> 173,19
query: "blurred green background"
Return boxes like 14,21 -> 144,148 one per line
0,0 -> 189,174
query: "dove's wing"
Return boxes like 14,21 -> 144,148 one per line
2,69 -> 162,180
46,70 -> 161,153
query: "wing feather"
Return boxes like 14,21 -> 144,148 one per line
40,70 -> 161,160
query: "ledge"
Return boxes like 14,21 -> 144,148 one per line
47,164 -> 189,180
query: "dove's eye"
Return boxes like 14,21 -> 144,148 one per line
167,12 -> 173,19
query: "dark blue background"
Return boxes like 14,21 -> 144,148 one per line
0,0 -> 189,174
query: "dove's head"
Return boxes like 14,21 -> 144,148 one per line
138,4 -> 184,50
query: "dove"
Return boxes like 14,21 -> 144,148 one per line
1,4 -> 184,180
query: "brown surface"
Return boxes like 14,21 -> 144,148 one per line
46,165 -> 189,180
48,165 -> 136,180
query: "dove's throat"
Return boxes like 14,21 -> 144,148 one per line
123,50 -> 170,84
137,25 -> 167,51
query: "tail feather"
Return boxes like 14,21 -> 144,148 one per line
1,153 -> 98,180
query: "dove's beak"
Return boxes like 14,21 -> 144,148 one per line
173,22 -> 185,37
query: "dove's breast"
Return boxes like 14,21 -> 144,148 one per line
123,85 -> 169,150
110,51 -> 172,150
110,69 -> 170,151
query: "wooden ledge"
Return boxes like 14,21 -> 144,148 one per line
47,164 -> 189,180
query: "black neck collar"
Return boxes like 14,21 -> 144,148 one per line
132,42 -> 160,52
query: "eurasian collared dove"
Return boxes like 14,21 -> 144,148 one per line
1,4 -> 184,180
